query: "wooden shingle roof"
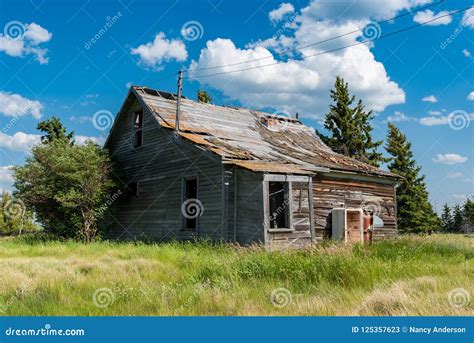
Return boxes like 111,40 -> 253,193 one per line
131,86 -> 399,179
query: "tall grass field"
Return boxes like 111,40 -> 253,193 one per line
0,234 -> 472,316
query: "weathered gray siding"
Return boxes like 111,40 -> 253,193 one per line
105,96 -> 225,241
265,179 -> 314,249
312,174 -> 397,241
234,169 -> 264,245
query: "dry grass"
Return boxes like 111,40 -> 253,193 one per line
0,234 -> 472,316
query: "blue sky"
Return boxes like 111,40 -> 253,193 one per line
0,0 -> 473,212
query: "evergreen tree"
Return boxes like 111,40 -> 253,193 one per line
385,123 -> 439,233
317,76 -> 386,167
37,116 -> 74,144
463,199 -> 474,233
197,90 -> 212,104
452,204 -> 464,232
440,203 -> 454,232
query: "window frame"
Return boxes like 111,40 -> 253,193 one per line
263,175 -> 313,234
268,181 -> 291,229
181,175 -> 199,232
132,109 -> 144,148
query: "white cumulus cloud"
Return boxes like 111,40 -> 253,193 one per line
422,95 -> 438,103
0,22 -> 52,64
269,3 -> 295,22
188,0 -> 409,119
433,153 -> 468,165
0,165 -> 14,183
386,111 -> 413,123
419,116 -> 449,126
0,91 -> 43,118
74,135 -> 106,146
131,32 -> 187,69
467,91 -> 474,101
461,8 -> 474,28
413,10 -> 452,26
0,132 -> 41,152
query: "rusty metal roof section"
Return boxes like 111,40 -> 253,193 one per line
133,86 -> 399,179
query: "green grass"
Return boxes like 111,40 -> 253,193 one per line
0,234 -> 472,316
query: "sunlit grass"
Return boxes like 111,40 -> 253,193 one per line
0,234 -> 472,316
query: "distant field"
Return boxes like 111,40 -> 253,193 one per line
0,234 -> 472,316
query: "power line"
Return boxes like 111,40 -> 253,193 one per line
185,0 -> 446,73
184,6 -> 472,79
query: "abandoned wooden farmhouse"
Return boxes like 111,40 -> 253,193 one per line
104,86 -> 400,249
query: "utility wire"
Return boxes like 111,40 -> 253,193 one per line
184,6 -> 472,79
185,0 -> 446,73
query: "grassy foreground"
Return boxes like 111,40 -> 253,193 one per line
0,234 -> 472,316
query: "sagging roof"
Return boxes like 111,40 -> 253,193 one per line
127,85 -> 399,179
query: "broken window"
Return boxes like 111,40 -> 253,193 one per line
268,181 -> 290,229
133,110 -> 143,148
183,178 -> 198,230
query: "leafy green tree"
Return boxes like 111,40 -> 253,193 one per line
385,123 -> 439,233
440,203 -> 454,232
317,76 -> 386,167
37,116 -> 74,144
197,90 -> 212,104
0,191 -> 38,235
13,118 -> 117,242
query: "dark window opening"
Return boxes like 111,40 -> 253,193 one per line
133,110 -> 143,147
269,181 -> 289,229
184,178 -> 198,230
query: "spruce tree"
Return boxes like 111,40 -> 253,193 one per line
440,203 -> 453,232
385,123 -> 439,233
37,116 -> 74,144
463,199 -> 474,233
452,204 -> 464,232
317,76 -> 386,167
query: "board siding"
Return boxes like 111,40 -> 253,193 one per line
234,169 -> 265,245
105,98 -> 225,241
312,175 -> 397,242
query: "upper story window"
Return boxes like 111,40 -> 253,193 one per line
133,110 -> 143,148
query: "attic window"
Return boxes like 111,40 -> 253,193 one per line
133,110 -> 143,148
